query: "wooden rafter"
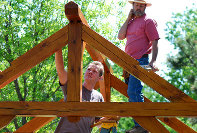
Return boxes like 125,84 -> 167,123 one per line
14,117 -> 56,133
0,25 -> 69,89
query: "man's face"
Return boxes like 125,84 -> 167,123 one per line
84,64 -> 101,82
133,3 -> 146,17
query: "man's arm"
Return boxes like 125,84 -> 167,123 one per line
55,49 -> 67,85
149,40 -> 159,71
118,9 -> 134,40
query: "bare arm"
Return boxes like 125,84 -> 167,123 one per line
149,40 -> 159,71
118,9 -> 134,40
55,49 -> 67,85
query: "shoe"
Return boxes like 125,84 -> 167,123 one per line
125,126 -> 148,133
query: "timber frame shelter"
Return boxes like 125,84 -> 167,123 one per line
0,1 -> 197,133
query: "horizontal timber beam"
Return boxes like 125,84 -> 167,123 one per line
0,102 -> 197,117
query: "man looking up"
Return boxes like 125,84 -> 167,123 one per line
54,49 -> 104,133
118,0 -> 160,132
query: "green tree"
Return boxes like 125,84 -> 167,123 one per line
165,4 -> 197,130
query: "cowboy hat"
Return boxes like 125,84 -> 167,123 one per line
128,0 -> 152,7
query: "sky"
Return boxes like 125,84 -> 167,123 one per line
125,0 -> 196,75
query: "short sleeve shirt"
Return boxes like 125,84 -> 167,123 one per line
125,14 -> 160,59
55,84 -> 104,133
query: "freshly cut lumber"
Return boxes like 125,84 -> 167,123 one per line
0,102 -> 196,117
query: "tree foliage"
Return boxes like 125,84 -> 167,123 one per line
165,4 -> 197,129
165,5 -> 197,99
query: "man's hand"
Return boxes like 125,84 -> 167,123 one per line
122,70 -> 130,79
149,61 -> 159,72
127,9 -> 134,21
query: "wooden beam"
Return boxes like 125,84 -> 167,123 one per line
14,117 -> 55,133
158,117 -> 197,133
99,75 -> 106,101
104,65 -> 111,102
0,115 -> 15,130
134,117 -> 170,133
65,1 -> 88,26
99,63 -> 111,102
110,74 -> 129,97
0,25 -> 69,89
82,24 -> 196,103
67,22 -> 83,102
65,1 -> 109,96
110,74 -> 197,133
0,102 -> 197,117
65,1 -> 86,122
14,99 -> 64,132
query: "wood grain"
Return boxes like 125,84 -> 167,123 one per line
0,116 -> 15,130
0,102 -> 196,117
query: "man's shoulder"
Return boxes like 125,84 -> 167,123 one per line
92,89 -> 102,96
144,15 -> 157,23
92,89 -> 104,101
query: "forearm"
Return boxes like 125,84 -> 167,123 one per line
118,9 -> 134,40
118,19 -> 130,40
150,40 -> 158,63
55,49 -> 67,85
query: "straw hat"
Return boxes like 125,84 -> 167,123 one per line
128,0 -> 152,7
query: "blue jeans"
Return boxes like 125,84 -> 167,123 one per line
100,127 -> 117,133
127,57 -> 149,127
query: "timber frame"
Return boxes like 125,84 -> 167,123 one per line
0,1 -> 196,133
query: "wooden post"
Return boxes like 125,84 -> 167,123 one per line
102,59 -> 112,102
67,21 -> 83,102
65,1 -> 85,122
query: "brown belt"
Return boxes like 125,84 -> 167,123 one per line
142,54 -> 148,58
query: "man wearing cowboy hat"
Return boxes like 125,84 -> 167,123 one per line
118,0 -> 160,133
